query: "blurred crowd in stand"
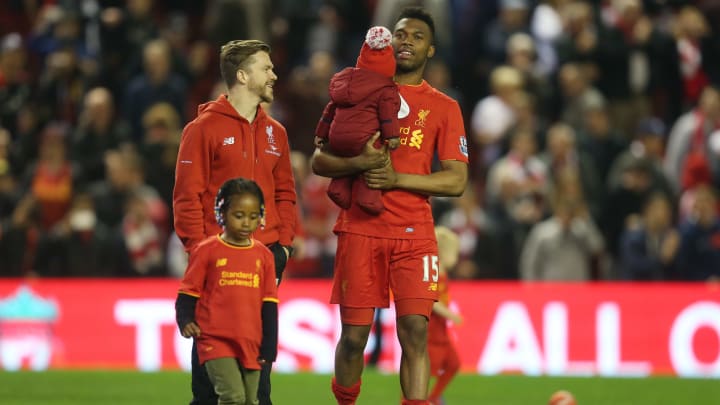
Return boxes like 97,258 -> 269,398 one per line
1,0 -> 719,281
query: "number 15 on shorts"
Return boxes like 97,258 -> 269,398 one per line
422,255 -> 439,282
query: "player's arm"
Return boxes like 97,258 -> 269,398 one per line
173,122 -> 211,251
432,301 -> 463,325
310,132 -> 390,178
364,159 -> 468,197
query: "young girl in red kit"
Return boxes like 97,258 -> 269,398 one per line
175,177 -> 278,405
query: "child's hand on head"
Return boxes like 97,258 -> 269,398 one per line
387,137 -> 400,150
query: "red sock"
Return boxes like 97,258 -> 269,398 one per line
401,400 -> 429,405
332,377 -> 361,405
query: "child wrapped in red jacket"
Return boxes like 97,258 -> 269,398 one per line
314,26 -> 400,215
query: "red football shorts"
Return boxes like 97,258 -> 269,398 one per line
331,232 -> 439,323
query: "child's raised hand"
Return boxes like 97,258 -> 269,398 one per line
387,137 -> 400,150
181,321 -> 202,338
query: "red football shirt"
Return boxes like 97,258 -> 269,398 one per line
178,235 -> 278,363
333,80 -> 469,240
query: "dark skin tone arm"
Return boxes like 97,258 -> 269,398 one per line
311,131 -> 468,197
364,159 -> 468,197
311,132 -> 390,178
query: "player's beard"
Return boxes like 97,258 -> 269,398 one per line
395,56 -> 426,76
250,79 -> 274,103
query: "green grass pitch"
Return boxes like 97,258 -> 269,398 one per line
0,370 -> 718,404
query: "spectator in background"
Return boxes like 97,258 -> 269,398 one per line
664,85 -> 720,193
608,116 -> 674,197
0,195 -> 41,276
0,128 -> 18,218
576,97 -> 627,185
282,50 -> 336,156
555,0 -> 634,138
520,196 -> 604,281
557,62 -> 606,132
36,45 -> 87,126
123,38 -> 187,140
10,102 -> 45,174
505,32 -> 553,119
541,122 -> 602,220
0,32 -> 32,134
286,151 -> 337,278
619,192 -> 679,280
672,6 -> 717,109
677,185 -> 720,281
486,129 -> 547,227
471,65 -> 524,169
530,0 -> 568,76
610,0 -> 682,125
424,59 -> 462,104
138,102 -> 181,213
89,147 -> 167,231
483,0 -> 530,68
34,191 -> 130,277
71,87 -> 131,183
121,190 -> 165,276
97,0 -> 158,89
485,129 -> 547,279
436,185 -> 494,280
21,122 -> 81,231
602,156 -> 671,263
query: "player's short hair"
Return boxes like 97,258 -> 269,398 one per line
396,7 -> 436,44
214,177 -> 266,227
219,40 -> 271,89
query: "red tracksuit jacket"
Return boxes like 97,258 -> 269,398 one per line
173,95 -> 297,251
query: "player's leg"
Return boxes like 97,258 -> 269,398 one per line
205,357 -> 246,405
190,339 -> 219,405
330,233 -> 390,404
390,238 -> 439,402
332,307 -> 373,404
396,305 -> 431,401
335,311 -> 373,386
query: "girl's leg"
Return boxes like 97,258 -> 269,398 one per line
241,367 -> 262,405
205,358 -> 247,405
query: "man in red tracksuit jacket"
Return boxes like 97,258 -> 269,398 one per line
173,39 -> 297,405
315,26 -> 401,215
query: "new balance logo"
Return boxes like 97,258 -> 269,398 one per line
223,137 -> 235,145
